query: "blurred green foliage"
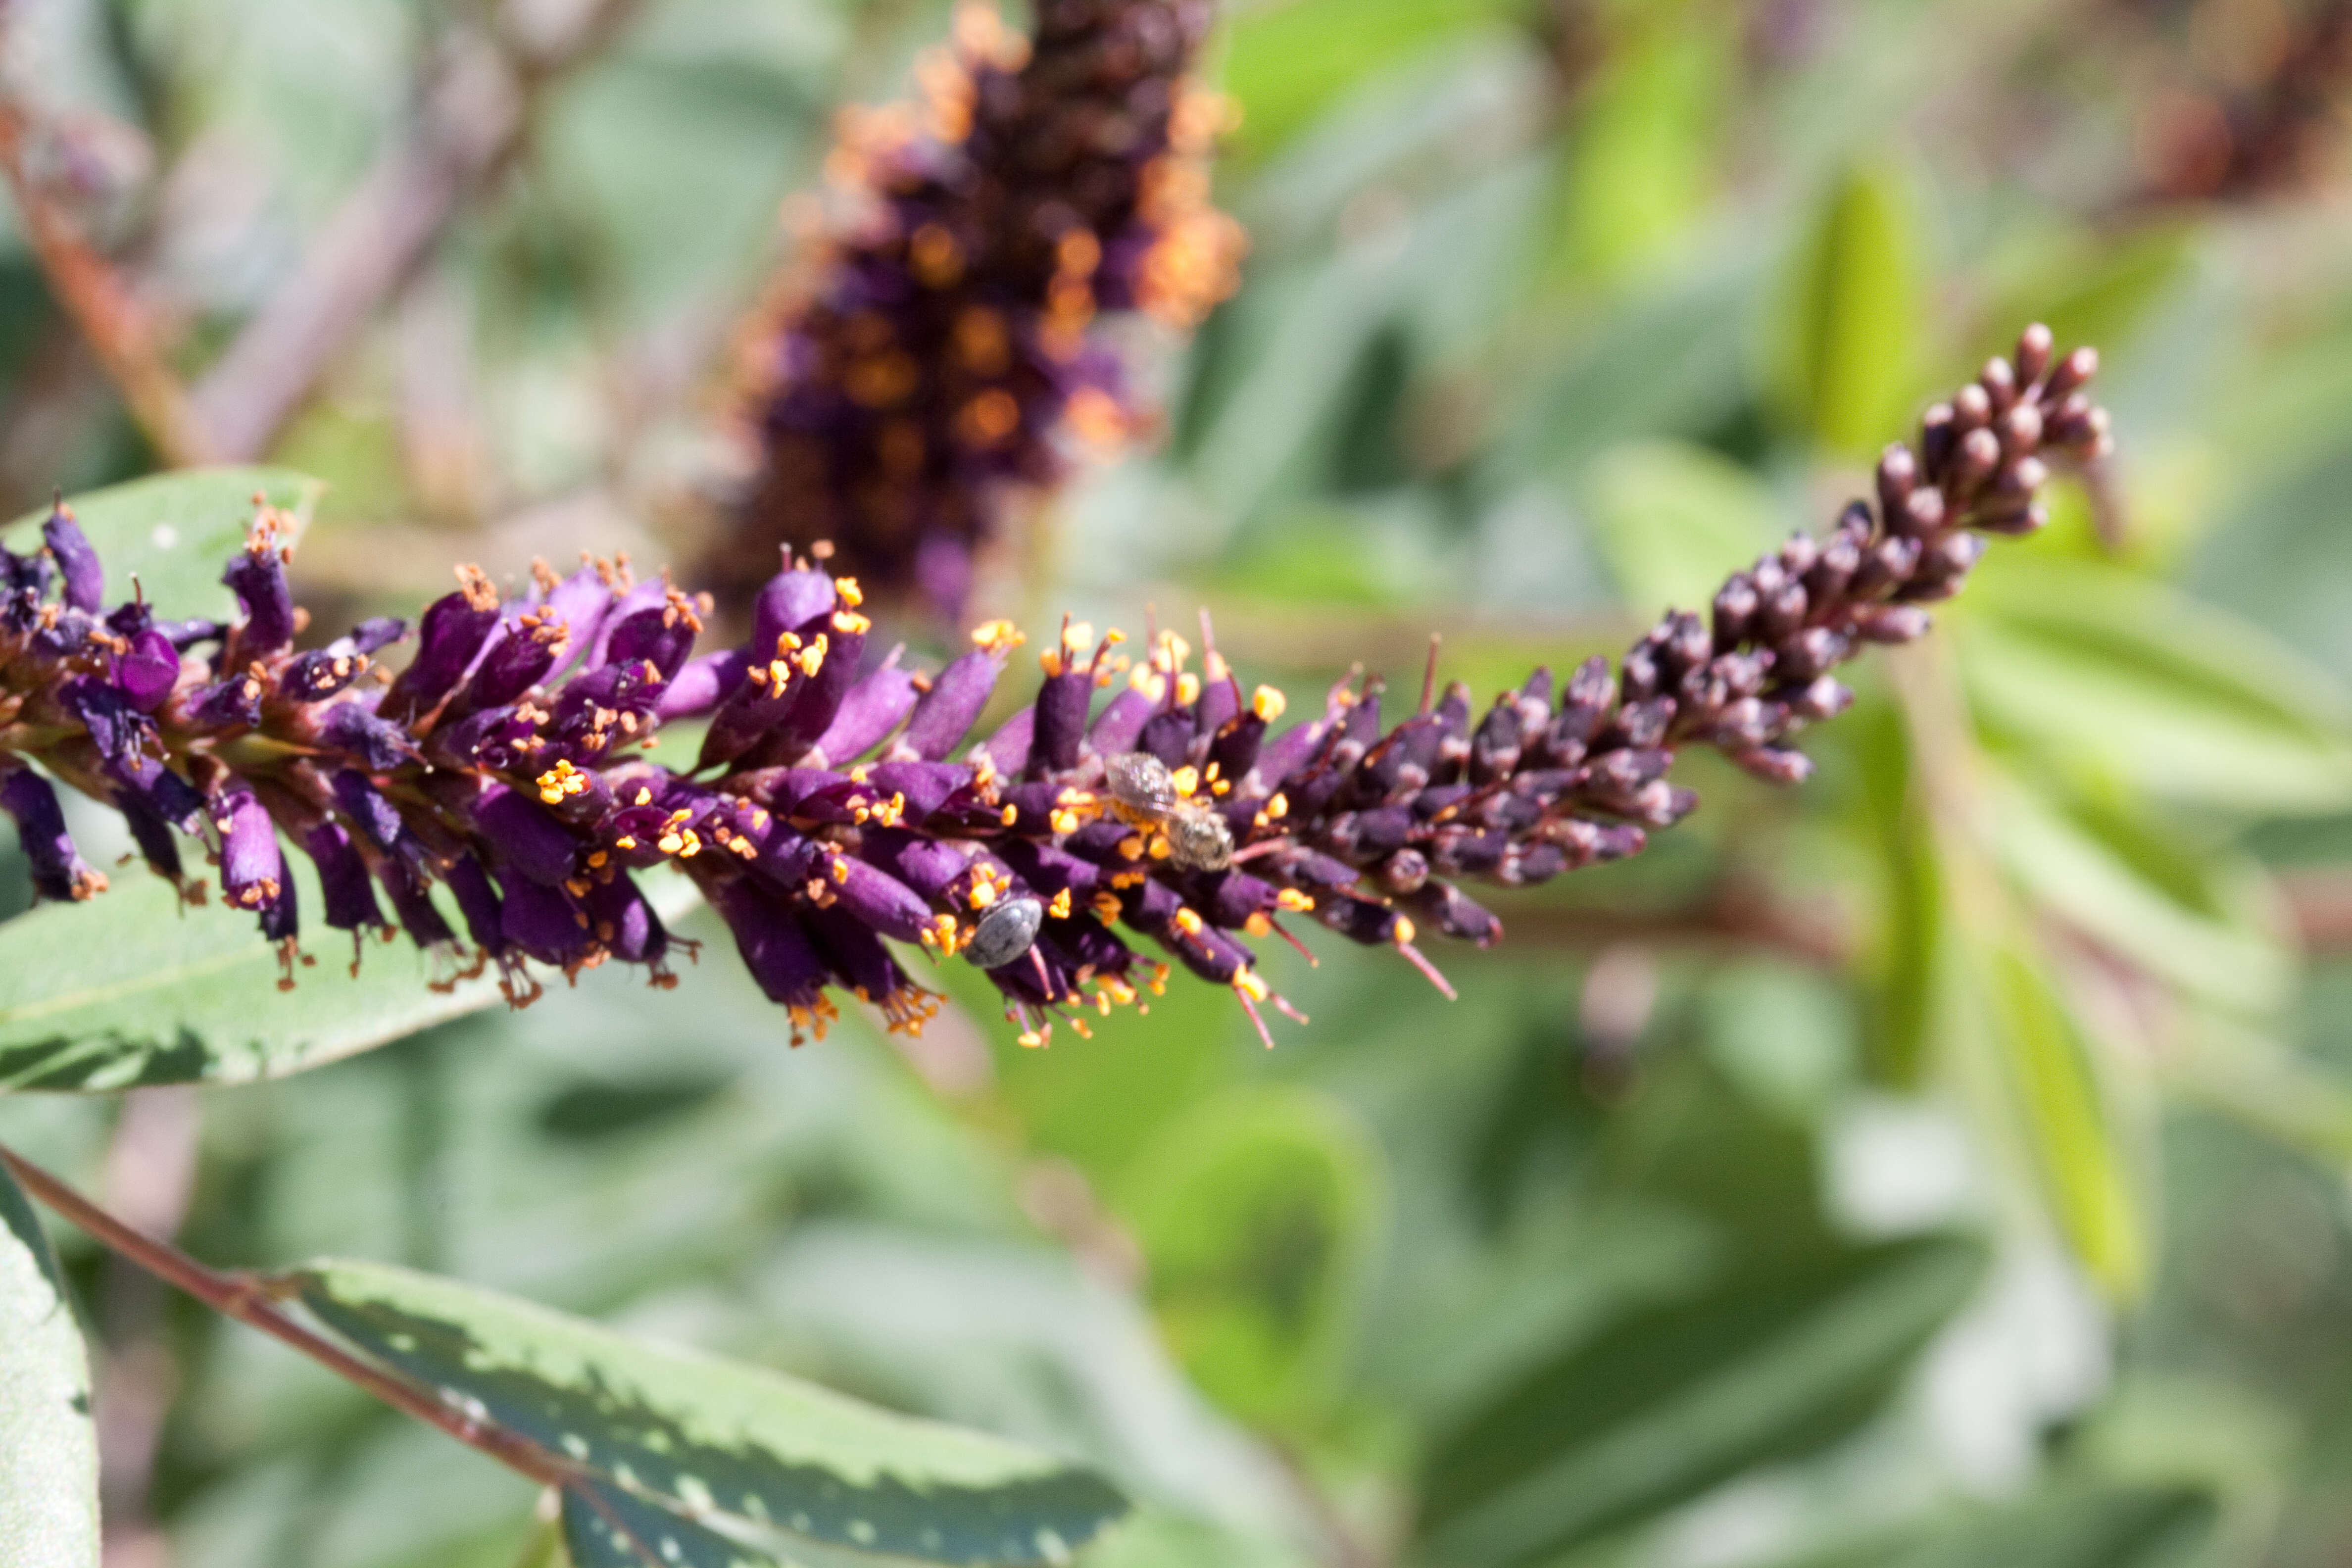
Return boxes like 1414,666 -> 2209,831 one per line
12,0 -> 2352,1566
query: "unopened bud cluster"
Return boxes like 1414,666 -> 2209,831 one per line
715,0 -> 1245,623
0,328 -> 2105,1047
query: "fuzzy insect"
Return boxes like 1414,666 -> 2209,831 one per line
1104,751 -> 1231,872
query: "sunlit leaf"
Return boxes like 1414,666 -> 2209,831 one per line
1584,441 -> 1778,620
1773,163 -> 1919,455
1981,943 -> 2149,1299
1960,557 -> 2352,812
0,467 -> 323,622
0,1156 -> 98,1568
0,863 -> 700,1093
1557,16 -> 1727,284
1219,0 -> 1522,161
292,1259 -> 1129,1566
1416,1234 -> 1987,1567
1989,779 -> 2293,1012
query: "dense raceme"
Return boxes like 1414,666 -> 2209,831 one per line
714,0 -> 1245,623
0,327 -> 2107,1047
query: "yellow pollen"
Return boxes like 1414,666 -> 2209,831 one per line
1048,888 -> 1073,919
1049,807 -> 1080,834
1017,1029 -> 1046,1049
1119,835 -> 1145,861
1062,620 -> 1095,654
1245,912 -> 1272,936
1235,969 -> 1271,1002
1277,888 -> 1316,911
1174,907 -> 1203,936
836,577 -> 864,607
1268,793 -> 1289,819
1038,649 -> 1065,678
1092,891 -> 1124,922
1252,685 -> 1287,722
833,609 -> 871,635
971,619 -> 1025,654
1170,765 -> 1200,798
1176,672 -> 1201,706
1393,916 -> 1417,945
1000,804 -> 1019,826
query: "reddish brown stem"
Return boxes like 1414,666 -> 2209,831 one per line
188,0 -> 646,461
0,104 -> 205,465
0,1143 -> 571,1488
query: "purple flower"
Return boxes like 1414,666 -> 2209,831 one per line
0,765 -> 105,901
0,328 -> 2109,1052
707,0 -> 1243,622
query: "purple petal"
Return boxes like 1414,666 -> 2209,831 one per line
708,877 -> 831,1011
223,542 -> 296,656
1085,686 -> 1153,757
655,649 -> 747,722
496,871 -> 594,964
383,584 -> 499,720
442,853 -> 504,952
806,655 -> 917,766
0,765 -> 103,901
893,646 -> 1007,761
116,630 -> 182,712
321,703 -> 422,769
470,784 -> 579,886
304,822 -> 385,932
1026,661 -> 1090,776
211,785 -> 290,921
381,859 -> 457,949
41,503 -> 102,612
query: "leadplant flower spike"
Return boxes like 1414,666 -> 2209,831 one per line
0,327 -> 2108,1048
714,0 -> 1245,622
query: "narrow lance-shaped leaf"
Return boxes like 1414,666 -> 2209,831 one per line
1982,942 -> 2149,1300
290,1259 -> 1128,1567
1416,1235 -> 1987,1568
563,1481 -> 800,1568
0,1155 -> 99,1568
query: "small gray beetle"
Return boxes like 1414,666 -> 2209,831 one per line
963,894 -> 1045,970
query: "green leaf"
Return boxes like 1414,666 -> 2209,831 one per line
0,861 -> 499,1091
1773,163 -> 1920,455
1959,558 -> 2352,812
0,1157 -> 99,1568
1988,779 -> 2293,1013
0,467 -> 324,622
0,858 -> 703,1092
1415,1234 -> 1987,1568
1759,1484 -> 2215,1568
1981,943 -> 2149,1299
1583,441 -> 1778,621
290,1259 -> 1128,1567
1218,0 -> 1523,162
1119,1086 -> 1380,1429
1556,15 -> 1727,284
562,1482 -> 789,1568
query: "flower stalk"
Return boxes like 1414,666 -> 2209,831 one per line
0,327 -> 2108,1049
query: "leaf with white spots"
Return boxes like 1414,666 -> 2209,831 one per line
290,1259 -> 1127,1567
562,1482 -> 792,1568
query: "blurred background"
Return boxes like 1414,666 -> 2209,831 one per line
11,0 -> 2352,1565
